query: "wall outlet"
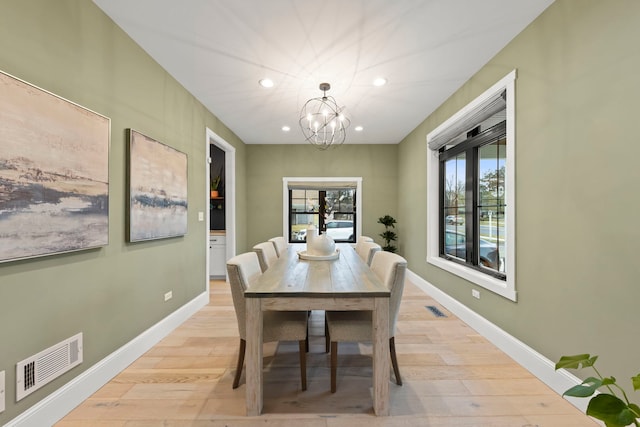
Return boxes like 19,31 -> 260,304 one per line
164,291 -> 173,302
472,289 -> 480,299
0,370 -> 5,413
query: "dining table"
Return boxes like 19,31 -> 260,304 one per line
244,242 -> 391,416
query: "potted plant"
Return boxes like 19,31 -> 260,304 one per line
377,214 -> 397,253
210,175 -> 221,198
555,354 -> 640,426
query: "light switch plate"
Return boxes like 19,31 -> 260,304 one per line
0,370 -> 5,413
198,211 -> 204,221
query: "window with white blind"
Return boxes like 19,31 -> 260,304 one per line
427,70 -> 517,301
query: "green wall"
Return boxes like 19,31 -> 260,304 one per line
399,0 -> 640,391
245,144 -> 398,247
3,0 -> 640,423
0,0 -> 246,422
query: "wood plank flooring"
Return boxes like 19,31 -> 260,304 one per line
56,279 -> 596,426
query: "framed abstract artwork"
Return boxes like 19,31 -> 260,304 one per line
127,129 -> 188,242
0,70 -> 110,263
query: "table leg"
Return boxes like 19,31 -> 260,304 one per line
245,298 -> 263,416
372,297 -> 390,416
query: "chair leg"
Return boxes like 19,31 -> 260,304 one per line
298,340 -> 307,391
305,326 -> 309,353
389,336 -> 402,386
232,339 -> 246,389
330,341 -> 338,393
324,314 -> 330,353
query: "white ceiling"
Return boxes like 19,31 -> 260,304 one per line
92,0 -> 553,145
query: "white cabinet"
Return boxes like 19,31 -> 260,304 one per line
209,235 -> 226,277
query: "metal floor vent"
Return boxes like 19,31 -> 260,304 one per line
16,332 -> 83,401
426,305 -> 447,318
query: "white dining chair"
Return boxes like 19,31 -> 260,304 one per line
322,240 -> 382,353
325,251 -> 407,393
268,236 -> 288,258
355,241 -> 382,266
252,241 -> 278,272
226,252 -> 308,390
359,235 -> 374,243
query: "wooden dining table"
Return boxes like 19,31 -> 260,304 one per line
244,243 -> 391,416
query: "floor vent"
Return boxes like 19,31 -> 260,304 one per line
16,332 -> 83,401
426,305 -> 447,318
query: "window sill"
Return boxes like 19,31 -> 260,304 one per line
427,255 -> 516,301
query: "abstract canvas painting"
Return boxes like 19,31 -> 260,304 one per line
127,129 -> 188,242
0,70 -> 110,263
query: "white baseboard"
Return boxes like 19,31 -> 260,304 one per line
5,291 -> 209,427
406,270 -> 590,414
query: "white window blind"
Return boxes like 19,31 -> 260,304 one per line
287,181 -> 357,190
427,92 -> 506,151
427,70 -> 515,151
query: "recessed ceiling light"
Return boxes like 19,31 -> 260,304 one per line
373,77 -> 387,87
259,78 -> 274,88
355,126 -> 364,132
281,125 -> 290,132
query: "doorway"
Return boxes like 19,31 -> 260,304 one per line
206,128 -> 236,287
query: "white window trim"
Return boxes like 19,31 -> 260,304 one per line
282,177 -> 363,241
426,70 -> 517,301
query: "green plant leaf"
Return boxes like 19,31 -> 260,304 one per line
377,215 -> 396,227
632,374 -> 640,391
586,394 -> 636,426
627,403 -> 640,418
555,354 -> 598,370
563,377 -> 602,398
380,231 -> 397,241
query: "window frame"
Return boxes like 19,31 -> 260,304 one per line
283,177 -> 362,243
439,122 -> 507,279
426,70 -> 516,301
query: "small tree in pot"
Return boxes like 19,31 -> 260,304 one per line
377,214 -> 397,253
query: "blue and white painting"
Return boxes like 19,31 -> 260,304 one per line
128,130 -> 188,242
0,70 -> 110,263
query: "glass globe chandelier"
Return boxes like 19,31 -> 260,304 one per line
299,83 -> 350,150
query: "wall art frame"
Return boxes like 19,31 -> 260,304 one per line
127,129 -> 188,242
0,69 -> 110,263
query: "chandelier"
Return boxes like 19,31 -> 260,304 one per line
299,83 -> 350,150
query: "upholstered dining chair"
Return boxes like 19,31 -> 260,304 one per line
252,241 -> 279,272
358,235 -> 374,243
322,240 -> 382,353
226,252 -> 308,390
268,236 -> 288,258
325,251 -> 407,393
355,241 -> 382,266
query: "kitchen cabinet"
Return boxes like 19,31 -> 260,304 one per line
209,234 -> 226,278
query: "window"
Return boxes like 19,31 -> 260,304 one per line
440,121 -> 506,278
283,177 -> 362,244
427,70 -> 516,301
289,189 -> 356,243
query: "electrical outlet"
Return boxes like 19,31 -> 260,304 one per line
472,289 -> 480,299
164,291 -> 173,302
0,370 -> 5,413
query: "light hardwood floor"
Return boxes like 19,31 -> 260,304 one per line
56,279 -> 596,426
